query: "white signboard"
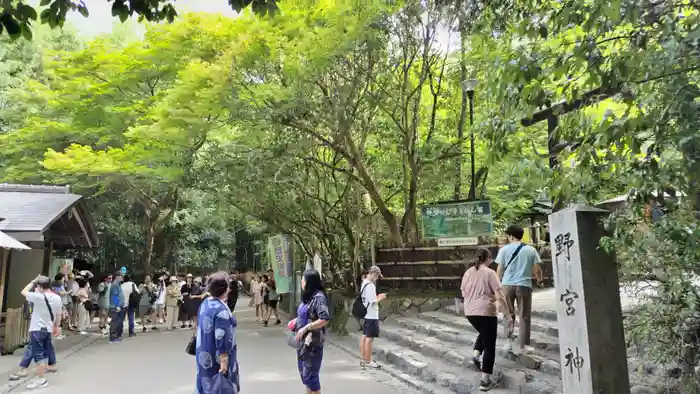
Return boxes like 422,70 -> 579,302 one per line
548,208 -> 593,394
437,237 -> 478,247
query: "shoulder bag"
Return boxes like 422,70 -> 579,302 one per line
43,294 -> 55,325
499,243 -> 525,281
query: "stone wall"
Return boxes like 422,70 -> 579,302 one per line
325,293 -> 453,336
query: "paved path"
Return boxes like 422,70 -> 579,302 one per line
9,297 -> 418,394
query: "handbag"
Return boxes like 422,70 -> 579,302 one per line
286,330 -> 299,349
211,372 -> 236,394
186,334 -> 196,355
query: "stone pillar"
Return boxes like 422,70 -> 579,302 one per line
548,205 -> 629,394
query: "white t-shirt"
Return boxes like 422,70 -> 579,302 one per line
360,279 -> 379,320
121,281 -> 137,308
155,282 -> 166,305
26,291 -> 62,332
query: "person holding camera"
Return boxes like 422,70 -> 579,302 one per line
19,275 -> 62,389
139,275 -> 157,332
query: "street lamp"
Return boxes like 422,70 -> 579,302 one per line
461,79 -> 477,201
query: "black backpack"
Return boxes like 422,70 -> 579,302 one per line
128,284 -> 140,309
351,283 -> 370,319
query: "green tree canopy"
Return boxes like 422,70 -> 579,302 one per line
0,0 -> 279,40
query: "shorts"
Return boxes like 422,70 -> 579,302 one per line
138,305 -> 152,317
362,319 -> 380,338
263,295 -> 270,305
268,299 -> 278,309
29,329 -> 52,364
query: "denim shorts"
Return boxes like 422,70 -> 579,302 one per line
29,329 -> 52,364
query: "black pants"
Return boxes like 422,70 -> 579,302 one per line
109,308 -> 125,342
466,315 -> 498,374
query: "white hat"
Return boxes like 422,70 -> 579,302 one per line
170,276 -> 178,282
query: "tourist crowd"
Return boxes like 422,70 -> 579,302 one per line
10,224 -> 538,393
10,268 -> 258,390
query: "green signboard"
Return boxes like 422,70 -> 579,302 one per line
268,234 -> 292,294
420,200 -> 493,239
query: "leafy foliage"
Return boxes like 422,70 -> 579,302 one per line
0,0 -> 279,40
2,1 -> 700,385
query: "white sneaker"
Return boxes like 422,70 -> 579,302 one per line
366,361 -> 380,369
26,378 -> 48,389
79,331 -> 88,335
9,370 -> 28,380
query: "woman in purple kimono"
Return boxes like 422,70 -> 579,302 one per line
293,269 -> 331,394
195,272 -> 239,394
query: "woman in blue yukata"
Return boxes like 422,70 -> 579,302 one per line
195,271 -> 240,394
293,269 -> 331,394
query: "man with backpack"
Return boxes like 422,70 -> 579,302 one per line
495,225 -> 544,355
121,274 -> 140,337
353,265 -> 386,369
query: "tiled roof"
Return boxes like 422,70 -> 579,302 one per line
0,184 -> 82,232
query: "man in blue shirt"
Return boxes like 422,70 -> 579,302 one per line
108,271 -> 125,343
495,225 -> 543,354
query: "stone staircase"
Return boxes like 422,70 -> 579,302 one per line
346,304 -> 667,394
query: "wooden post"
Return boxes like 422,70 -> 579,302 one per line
548,205 -> 630,394
0,249 -> 8,312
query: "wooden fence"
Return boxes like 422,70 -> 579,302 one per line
2,308 -> 29,355
375,244 -> 553,292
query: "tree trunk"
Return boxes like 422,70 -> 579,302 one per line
143,222 -> 156,277
547,116 -> 565,212
342,128 -> 403,247
403,160 -> 420,244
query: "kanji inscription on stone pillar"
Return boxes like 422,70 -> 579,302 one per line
548,205 -> 630,394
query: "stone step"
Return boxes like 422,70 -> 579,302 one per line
441,305 -> 560,338
411,311 -> 561,360
380,321 -> 563,383
327,334 -> 456,394
347,331 -> 563,394
434,308 -> 669,382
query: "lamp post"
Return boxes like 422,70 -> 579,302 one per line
461,79 -> 477,201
